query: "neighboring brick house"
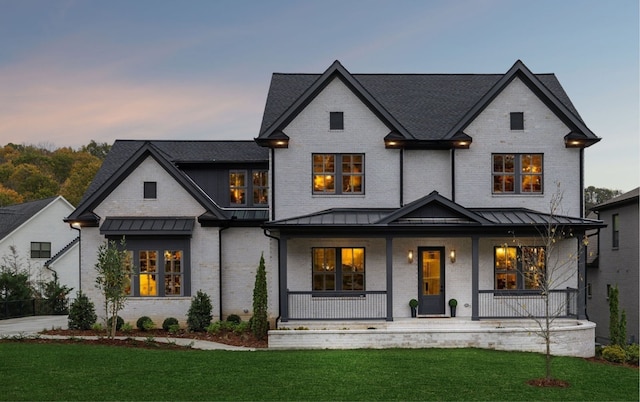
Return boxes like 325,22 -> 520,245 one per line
0,196 -> 79,294
587,187 -> 639,344
66,60 -> 603,353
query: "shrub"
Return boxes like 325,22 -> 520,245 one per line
206,321 -> 223,335
162,317 -> 179,331
91,322 -> 103,331
234,321 -> 250,334
625,344 -> 639,365
107,315 -> 124,331
226,314 -> 241,324
187,290 -> 212,332
602,344 -> 626,364
168,324 -> 181,334
67,291 -> 97,330
121,322 -> 133,333
136,316 -> 153,331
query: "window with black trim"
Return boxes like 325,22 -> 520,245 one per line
114,238 -> 190,298
313,154 -> 363,194
252,171 -> 268,205
492,153 -> 542,194
143,181 -> 157,199
510,112 -> 524,130
612,213 -> 619,248
494,246 -> 545,290
312,247 -> 365,292
30,242 -> 51,258
230,171 -> 246,205
330,112 -> 344,130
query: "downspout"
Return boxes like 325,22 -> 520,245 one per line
580,148 -> 585,217
218,225 -> 229,320
263,229 -> 281,327
270,148 -> 276,221
451,148 -> 456,202
399,149 -> 404,206
69,223 -> 81,292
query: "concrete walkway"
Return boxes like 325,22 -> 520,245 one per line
0,316 -> 256,351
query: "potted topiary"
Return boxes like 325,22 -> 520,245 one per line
448,299 -> 458,317
409,299 -> 418,318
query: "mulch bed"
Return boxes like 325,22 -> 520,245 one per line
36,328 -> 268,349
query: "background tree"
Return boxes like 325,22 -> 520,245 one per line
251,253 -> 269,340
0,141 -> 106,207
94,238 -> 130,338
584,186 -> 623,211
608,285 -> 628,346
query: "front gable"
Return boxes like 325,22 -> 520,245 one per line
378,191 -> 489,225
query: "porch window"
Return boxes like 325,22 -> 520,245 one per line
312,247 -> 365,292
492,154 -> 543,194
313,154 -> 363,194
494,246 -> 545,290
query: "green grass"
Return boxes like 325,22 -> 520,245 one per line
0,342 -> 637,401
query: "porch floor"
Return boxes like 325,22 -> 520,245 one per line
270,317 -> 596,358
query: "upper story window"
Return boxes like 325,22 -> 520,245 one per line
313,154 -> 363,195
330,112 -> 344,130
30,242 -> 51,258
229,171 -> 246,205
612,213 -> 620,248
492,153 -> 542,194
143,181 -> 157,199
252,171 -> 268,205
494,246 -> 545,290
510,112 -> 524,130
312,247 -> 365,292
230,170 -> 268,206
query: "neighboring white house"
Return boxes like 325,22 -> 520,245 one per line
0,196 -> 79,293
65,60 -> 604,356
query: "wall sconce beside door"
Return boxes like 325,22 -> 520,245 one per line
407,250 -> 414,264
449,249 -> 456,263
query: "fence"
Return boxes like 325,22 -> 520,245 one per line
286,291 -> 387,320
478,288 -> 578,319
1,299 -> 69,320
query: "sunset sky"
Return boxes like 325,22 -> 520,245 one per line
0,0 -> 637,192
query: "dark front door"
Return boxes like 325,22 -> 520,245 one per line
418,247 -> 445,315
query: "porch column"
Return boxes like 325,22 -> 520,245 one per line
386,236 -> 393,321
279,235 -> 289,322
471,235 -> 479,321
577,232 -> 587,320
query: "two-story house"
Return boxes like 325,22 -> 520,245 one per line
66,60 -> 603,356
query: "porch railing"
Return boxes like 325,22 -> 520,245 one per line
287,291 -> 387,320
478,288 -> 578,319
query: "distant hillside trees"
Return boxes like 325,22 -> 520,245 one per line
0,141 -> 109,207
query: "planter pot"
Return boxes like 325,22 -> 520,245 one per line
450,306 -> 456,317
410,306 -> 417,318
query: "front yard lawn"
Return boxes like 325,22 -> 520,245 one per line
0,341 -> 637,401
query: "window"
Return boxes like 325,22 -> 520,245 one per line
114,237 -> 190,297
230,170 -> 268,206
492,154 -> 542,194
252,171 -> 268,205
230,171 -> 246,205
312,247 -> 365,292
612,213 -> 619,248
510,112 -> 524,130
494,246 -> 545,290
313,154 -> 363,194
144,181 -> 157,199
330,112 -> 344,130
30,242 -> 51,258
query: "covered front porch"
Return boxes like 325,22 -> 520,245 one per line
270,317 -> 596,357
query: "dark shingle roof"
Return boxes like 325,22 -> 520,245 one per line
259,63 -> 584,142
80,140 -> 268,206
591,187 -> 639,211
0,197 -> 58,240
